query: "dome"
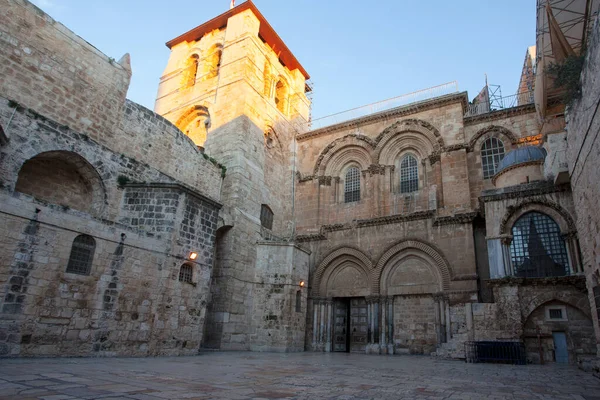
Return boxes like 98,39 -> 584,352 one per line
495,146 -> 546,176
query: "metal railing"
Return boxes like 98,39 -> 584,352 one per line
465,91 -> 534,117
310,81 -> 459,130
465,341 -> 526,365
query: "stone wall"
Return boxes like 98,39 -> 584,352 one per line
566,18 -> 600,364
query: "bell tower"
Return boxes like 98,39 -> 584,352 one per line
155,1 -> 312,351
154,0 -> 311,147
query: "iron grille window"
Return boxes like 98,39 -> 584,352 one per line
548,308 -> 563,319
400,154 -> 418,193
510,212 -> 570,278
481,138 -> 505,179
179,263 -> 193,283
344,167 -> 360,203
66,234 -> 95,275
260,204 -> 274,230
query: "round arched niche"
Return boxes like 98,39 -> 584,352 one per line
15,151 -> 106,216
320,261 -> 371,298
379,251 -> 442,296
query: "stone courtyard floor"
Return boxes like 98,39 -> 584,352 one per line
0,352 -> 599,400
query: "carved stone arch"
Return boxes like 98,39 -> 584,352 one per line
500,200 -> 577,235
313,134 -> 376,175
372,239 -> 452,294
377,133 -> 435,165
468,125 -> 518,152
312,247 -> 373,297
373,119 -> 443,164
523,292 -> 592,321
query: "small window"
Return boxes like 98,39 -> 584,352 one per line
344,167 -> 361,203
275,80 -> 288,114
179,263 -> 193,283
260,204 -> 274,230
481,137 -> 505,179
400,154 -> 418,193
295,290 -> 302,312
66,234 -> 95,275
185,54 -> 199,88
545,305 -> 567,321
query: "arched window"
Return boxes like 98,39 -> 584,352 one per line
481,137 -> 505,179
275,80 -> 288,114
510,212 -> 570,278
344,166 -> 361,203
400,154 -> 418,193
184,54 -> 199,88
179,263 -> 193,283
66,234 -> 96,275
206,45 -> 223,79
260,204 -> 274,230
263,62 -> 272,97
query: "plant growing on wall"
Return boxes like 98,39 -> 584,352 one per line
546,55 -> 585,106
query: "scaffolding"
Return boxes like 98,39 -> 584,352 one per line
309,81 -> 459,131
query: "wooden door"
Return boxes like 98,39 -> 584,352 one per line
333,300 -> 348,352
350,297 -> 368,353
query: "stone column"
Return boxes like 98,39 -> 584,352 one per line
501,236 -> 513,276
563,233 -> 582,274
387,296 -> 394,354
325,299 -> 333,352
445,299 -> 452,341
380,296 -> 387,352
312,298 -> 318,349
366,297 -> 372,344
319,300 -> 326,347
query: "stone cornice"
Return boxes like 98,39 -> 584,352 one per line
486,275 -> 586,290
433,212 -> 478,226
463,104 -> 536,125
321,210 -> 436,234
295,233 -> 327,243
297,92 -> 468,142
480,182 -> 571,202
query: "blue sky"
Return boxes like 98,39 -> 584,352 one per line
30,0 -> 536,118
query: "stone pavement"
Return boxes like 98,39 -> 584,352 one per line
0,352 -> 599,400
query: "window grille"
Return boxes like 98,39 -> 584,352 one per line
179,263 -> 193,283
66,234 -> 95,275
548,309 -> 563,319
295,290 -> 302,312
344,167 -> 361,203
400,154 -> 418,193
481,138 -> 505,179
260,204 -> 274,230
509,212 -> 570,278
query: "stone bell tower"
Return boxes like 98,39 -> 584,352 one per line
155,1 -> 312,351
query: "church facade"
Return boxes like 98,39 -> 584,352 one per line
0,0 -> 598,369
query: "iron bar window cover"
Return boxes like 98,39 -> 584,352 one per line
260,204 -> 274,230
66,234 -> 96,275
400,154 -> 419,193
344,167 -> 360,203
179,263 -> 193,283
510,212 -> 569,278
481,138 -> 505,179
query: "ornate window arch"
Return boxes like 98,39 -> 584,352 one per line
481,137 -> 505,179
399,153 -> 419,193
66,234 -> 96,275
509,212 -> 570,278
344,165 -> 361,203
176,106 -> 211,146
204,44 -> 223,80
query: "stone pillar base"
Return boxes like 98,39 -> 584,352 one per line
366,344 -> 381,354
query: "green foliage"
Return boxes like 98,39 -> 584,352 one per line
116,175 -> 130,187
7,100 -> 19,109
546,55 -> 585,106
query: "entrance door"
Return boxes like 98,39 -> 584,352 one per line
349,298 -> 368,353
552,332 -> 568,363
333,300 -> 349,352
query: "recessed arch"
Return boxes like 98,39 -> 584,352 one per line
373,119 -> 443,165
175,105 -> 211,146
313,247 -> 373,297
15,150 -> 106,216
523,293 -> 591,321
313,134 -> 376,176
468,125 -> 518,152
372,239 -> 451,294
